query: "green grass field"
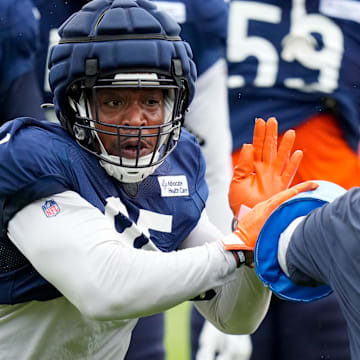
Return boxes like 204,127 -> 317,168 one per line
165,302 -> 191,360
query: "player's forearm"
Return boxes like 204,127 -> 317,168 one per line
285,187 -> 360,288
182,209 -> 271,334
194,266 -> 271,334
72,242 -> 238,321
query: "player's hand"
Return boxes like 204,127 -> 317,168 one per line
196,321 -> 252,360
229,117 -> 303,218
223,181 -> 318,251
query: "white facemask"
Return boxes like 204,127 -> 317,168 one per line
70,73 -> 178,183
98,91 -> 176,183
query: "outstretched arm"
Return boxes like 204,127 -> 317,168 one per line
281,187 -> 360,293
271,185 -> 360,359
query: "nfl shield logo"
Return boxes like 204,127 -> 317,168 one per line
42,199 -> 60,217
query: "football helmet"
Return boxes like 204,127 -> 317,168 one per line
48,0 -> 197,183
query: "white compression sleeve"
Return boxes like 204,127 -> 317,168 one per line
278,216 -> 306,276
8,191 -> 238,321
180,212 -> 271,334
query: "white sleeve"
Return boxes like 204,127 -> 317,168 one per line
278,216 -> 306,276
180,212 -> 271,334
8,191 -> 238,321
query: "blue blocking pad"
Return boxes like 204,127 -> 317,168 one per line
254,180 -> 346,302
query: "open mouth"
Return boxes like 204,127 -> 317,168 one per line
118,138 -> 154,159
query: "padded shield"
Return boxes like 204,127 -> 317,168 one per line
255,180 -> 346,302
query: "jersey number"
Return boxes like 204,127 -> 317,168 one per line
104,197 -> 172,251
227,0 -> 344,93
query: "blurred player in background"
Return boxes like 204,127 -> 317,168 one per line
126,0 -> 253,359
146,1 -> 253,359
33,0 -> 84,122
0,0 -> 44,123
227,0 -> 360,358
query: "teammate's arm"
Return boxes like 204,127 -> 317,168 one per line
279,187 -> 360,293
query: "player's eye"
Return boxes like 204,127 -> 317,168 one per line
145,98 -> 161,107
105,99 -> 123,107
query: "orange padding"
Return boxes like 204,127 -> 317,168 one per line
232,113 -> 360,190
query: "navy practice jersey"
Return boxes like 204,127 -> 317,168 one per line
0,118 -> 208,305
152,0 -> 229,76
227,0 -> 360,152
0,0 -> 39,95
0,0 -> 42,119
33,0 -> 84,104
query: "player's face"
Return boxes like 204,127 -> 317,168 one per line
92,88 -> 165,159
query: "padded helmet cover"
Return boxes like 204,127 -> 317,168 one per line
48,0 -> 197,134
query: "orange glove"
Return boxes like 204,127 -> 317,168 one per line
223,181 -> 318,251
229,117 -> 303,218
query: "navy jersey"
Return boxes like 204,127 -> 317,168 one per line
0,118 -> 208,305
0,0 -> 39,96
33,0 -> 84,104
0,0 -> 44,122
228,0 -> 360,152
152,0 -> 229,76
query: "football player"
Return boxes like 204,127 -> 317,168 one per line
130,1 -> 246,359
227,0 -> 360,358
33,1 -> 167,358
0,1 -> 298,358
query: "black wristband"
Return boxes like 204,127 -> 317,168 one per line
231,250 -> 246,268
232,250 -> 255,268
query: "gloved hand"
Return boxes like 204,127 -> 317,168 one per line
229,117 -> 303,218
223,181 -> 319,251
196,320 -> 252,360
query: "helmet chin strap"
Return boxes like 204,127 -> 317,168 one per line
72,85 -> 176,184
